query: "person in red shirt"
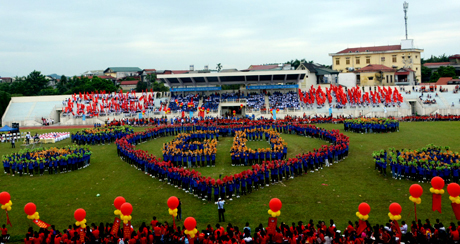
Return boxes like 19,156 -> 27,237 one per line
451,224 -> 460,242
150,217 -> 158,231
1,224 -> 8,242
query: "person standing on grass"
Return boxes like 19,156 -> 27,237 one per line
217,198 -> 225,222
176,198 -> 182,220
11,137 -> 15,148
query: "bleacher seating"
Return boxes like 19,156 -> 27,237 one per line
202,94 -> 220,112
246,93 -> 265,110
269,91 -> 300,110
169,93 -> 200,112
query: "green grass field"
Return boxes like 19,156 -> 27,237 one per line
1,122 -> 460,242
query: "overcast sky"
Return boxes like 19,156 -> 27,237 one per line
1,0 -> 459,77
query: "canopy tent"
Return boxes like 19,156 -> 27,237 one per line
0,125 -> 18,132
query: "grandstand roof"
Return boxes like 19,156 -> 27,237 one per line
157,70 -> 307,87
246,65 -> 281,71
354,64 -> 395,73
298,63 -> 339,75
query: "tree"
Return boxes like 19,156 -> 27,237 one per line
136,80 -> 147,92
56,75 -> 68,94
216,63 -> 222,72
91,77 -> 117,92
0,91 -> 11,123
23,70 -> 50,96
146,73 -> 157,88
429,66 -> 458,83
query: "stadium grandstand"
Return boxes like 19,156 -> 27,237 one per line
3,65 -> 460,127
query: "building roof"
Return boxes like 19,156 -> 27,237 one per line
143,69 -> 156,72
104,67 -> 142,73
354,64 -> 395,73
449,54 -> 460,59
423,62 -> 450,67
246,65 -> 281,71
120,80 -> 140,86
299,62 -> 339,75
433,77 -> 460,85
336,45 -> 401,54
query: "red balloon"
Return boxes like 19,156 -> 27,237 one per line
448,183 -> 460,198
269,198 -> 282,212
167,196 -> 179,209
389,203 -> 402,216
358,202 -> 371,216
24,202 -> 36,215
74,208 -> 86,221
120,202 -> 133,216
0,192 -> 11,205
409,184 -> 423,198
184,217 -> 196,230
114,196 -> 126,210
431,176 -> 445,189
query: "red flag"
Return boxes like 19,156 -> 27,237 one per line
432,194 -> 442,213
111,217 -> 121,236
356,220 -> 367,235
123,222 -> 132,239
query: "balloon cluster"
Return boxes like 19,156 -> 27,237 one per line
240,104 -> 243,109
409,184 -> 423,204
388,203 -> 402,221
356,202 -> 370,221
0,192 -> 12,211
120,202 -> 133,224
24,203 -> 39,220
113,196 -> 126,216
167,196 -> 179,217
74,208 -> 87,228
430,176 -> 445,195
184,217 -> 198,238
448,183 -> 460,204
268,198 -> 282,217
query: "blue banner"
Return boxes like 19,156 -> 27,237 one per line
273,109 -> 277,120
247,85 -> 298,90
189,111 -> 193,118
170,87 -> 222,92
139,113 -> 142,119
329,107 -> 332,116
82,115 -> 86,121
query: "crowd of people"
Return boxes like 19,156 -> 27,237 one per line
202,94 -> 221,112
269,92 -> 301,110
343,118 -> 399,134
373,144 -> 460,182
115,121 -> 349,202
61,90 -> 162,117
169,94 -> 200,113
41,118 -> 55,126
2,146 -> 92,176
230,129 -> 287,166
20,216 -> 460,244
71,126 -> 133,145
246,93 -> 265,111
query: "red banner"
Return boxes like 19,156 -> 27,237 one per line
267,217 -> 277,236
452,203 -> 460,220
356,220 -> 367,235
5,210 -> 11,227
393,220 -> 401,236
432,194 -> 442,213
78,227 -> 85,243
123,222 -> 131,239
111,217 -> 121,236
33,219 -> 51,229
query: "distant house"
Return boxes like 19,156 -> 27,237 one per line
296,63 -> 339,87
82,70 -> 104,77
0,77 -> 13,83
104,67 -> 142,80
423,54 -> 460,77
140,69 -> 156,82
244,64 -> 292,72
354,64 -> 397,86
120,80 -> 140,91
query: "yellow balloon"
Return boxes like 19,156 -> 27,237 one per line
173,213 -> 177,217
123,220 -> 128,224
268,209 -> 272,215
128,216 -> 132,221
173,209 -> 178,213
193,229 -> 197,234
82,224 -> 86,228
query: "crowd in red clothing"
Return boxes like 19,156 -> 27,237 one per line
18,217 -> 460,244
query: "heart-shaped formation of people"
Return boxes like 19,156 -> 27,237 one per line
115,121 -> 349,201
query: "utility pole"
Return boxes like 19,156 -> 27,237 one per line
403,2 -> 409,40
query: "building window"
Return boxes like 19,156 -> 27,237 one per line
356,57 -> 360,64
368,76 -> 374,80
392,55 -> 397,62
408,56 -> 411,59
335,58 -> 340,65
390,76 -> 393,82
386,75 -> 389,83
366,57 -> 371,64
381,57 -> 385,62
346,58 -> 350,65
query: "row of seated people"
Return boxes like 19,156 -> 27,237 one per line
202,94 -> 220,112
169,93 -> 200,112
246,93 -> 265,111
269,91 -> 300,110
